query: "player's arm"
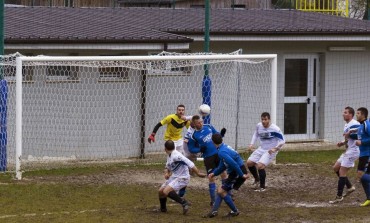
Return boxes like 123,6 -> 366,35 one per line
180,154 -> 206,177
361,121 -> 370,145
269,130 -> 285,154
164,168 -> 171,179
147,122 -> 162,143
209,156 -> 226,178
220,151 -> 245,177
248,126 -> 258,151
187,136 -> 201,154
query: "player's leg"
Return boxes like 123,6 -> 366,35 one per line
340,153 -> 357,196
247,149 -> 263,186
158,182 -> 169,212
204,154 -> 219,206
360,169 -> 370,207
174,139 -> 185,155
255,151 -> 277,191
357,156 -> 369,181
165,178 -> 190,215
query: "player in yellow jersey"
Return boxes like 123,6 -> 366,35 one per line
148,104 -> 190,155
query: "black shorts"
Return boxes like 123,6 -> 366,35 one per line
204,153 -> 220,174
357,156 -> 369,172
221,165 -> 248,192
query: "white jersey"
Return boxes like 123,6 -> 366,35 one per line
344,119 -> 360,153
184,126 -> 195,141
165,149 -> 195,178
250,123 -> 285,150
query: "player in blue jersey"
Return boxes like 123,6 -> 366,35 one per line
158,140 -> 206,214
329,107 -> 360,204
203,133 -> 249,218
187,115 -> 227,206
354,107 -> 370,206
246,112 -> 285,191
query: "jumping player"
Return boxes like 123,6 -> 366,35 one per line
204,133 -> 249,218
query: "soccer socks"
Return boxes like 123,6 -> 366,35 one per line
223,194 -> 237,212
211,195 -> 223,212
336,171 -> 353,189
248,166 -> 260,182
159,197 -> 167,210
360,174 -> 370,199
168,191 -> 186,205
258,169 -> 266,189
209,183 -> 216,204
178,187 -> 186,198
337,177 -> 346,197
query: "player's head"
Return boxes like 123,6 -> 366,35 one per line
176,104 -> 185,117
164,140 -> 175,153
261,112 -> 271,128
356,107 -> 368,122
192,115 -> 203,130
343,106 -> 355,122
212,133 -> 223,147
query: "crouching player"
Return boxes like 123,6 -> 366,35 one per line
204,133 -> 249,218
158,140 -> 206,215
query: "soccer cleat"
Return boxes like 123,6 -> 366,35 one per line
360,200 -> 370,207
153,208 -> 167,213
252,180 -> 260,189
254,187 -> 266,192
329,196 -> 343,204
343,186 -> 355,197
182,201 -> 190,215
203,211 -> 218,218
223,210 -> 240,217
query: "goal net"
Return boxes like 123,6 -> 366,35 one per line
1,53 -> 277,179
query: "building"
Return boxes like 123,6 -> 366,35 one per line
3,6 -> 370,159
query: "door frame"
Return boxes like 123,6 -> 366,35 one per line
283,54 -> 320,141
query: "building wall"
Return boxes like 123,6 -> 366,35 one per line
17,0 -> 271,8
5,58 -> 271,161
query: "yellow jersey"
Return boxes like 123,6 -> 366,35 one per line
160,114 -> 190,141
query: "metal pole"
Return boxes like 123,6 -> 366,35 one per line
202,0 -> 211,124
0,0 -> 3,58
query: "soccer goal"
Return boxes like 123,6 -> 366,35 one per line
2,53 -> 277,179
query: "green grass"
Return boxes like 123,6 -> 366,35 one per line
0,149 -> 366,223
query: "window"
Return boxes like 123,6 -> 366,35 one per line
231,4 -> 246,9
46,65 -> 79,82
98,66 -> 130,82
190,5 -> 205,8
146,61 -> 191,76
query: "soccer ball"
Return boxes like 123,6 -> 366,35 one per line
198,104 -> 211,116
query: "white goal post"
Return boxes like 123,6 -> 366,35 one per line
11,54 -> 277,179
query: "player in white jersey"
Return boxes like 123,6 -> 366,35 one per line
158,140 -> 206,215
246,112 -> 285,191
329,106 -> 360,204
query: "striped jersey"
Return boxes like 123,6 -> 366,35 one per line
343,119 -> 360,153
165,149 -> 195,178
250,123 -> 285,150
160,114 -> 190,141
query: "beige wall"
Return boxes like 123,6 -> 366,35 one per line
18,0 -> 271,8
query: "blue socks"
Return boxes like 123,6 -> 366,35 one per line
209,183 -> 216,203
223,194 -> 237,212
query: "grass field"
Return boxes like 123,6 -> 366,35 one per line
1,150 -> 370,223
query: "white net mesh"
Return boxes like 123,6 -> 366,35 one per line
1,53 -> 275,176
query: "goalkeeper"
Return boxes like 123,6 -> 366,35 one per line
147,104 -> 190,155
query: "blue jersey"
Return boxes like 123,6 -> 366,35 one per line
187,124 -> 219,158
358,119 -> 370,157
213,143 -> 245,177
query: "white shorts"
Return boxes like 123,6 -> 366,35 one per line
337,150 -> 359,168
248,147 -> 278,166
174,139 -> 185,155
160,176 -> 190,192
